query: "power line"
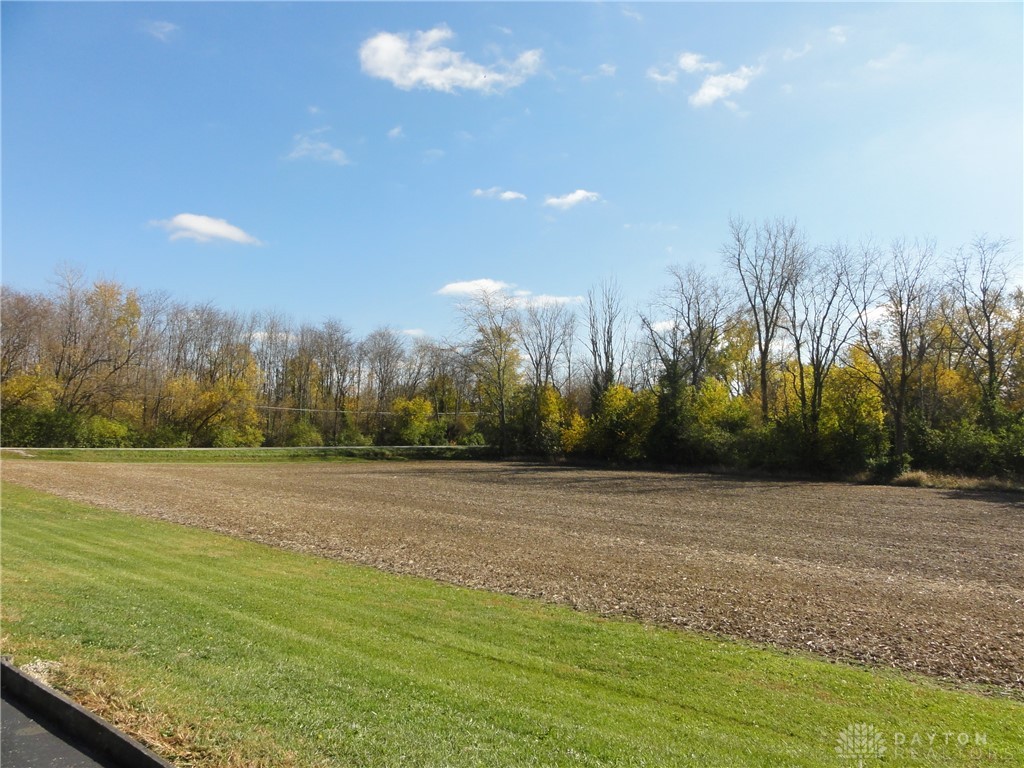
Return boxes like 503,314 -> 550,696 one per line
254,404 -> 486,416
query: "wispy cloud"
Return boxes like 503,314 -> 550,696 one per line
649,49 -> 761,110
359,25 -> 542,94
287,129 -> 349,166
387,125 -> 404,139
583,63 -> 618,82
402,328 -> 427,338
142,20 -> 178,43
646,66 -> 678,85
473,187 -> 526,201
437,279 -> 581,306
677,52 -> 720,74
519,293 -> 583,308
648,51 -> 720,86
867,44 -> 911,71
544,189 -> 601,210
783,44 -> 812,62
152,213 -> 262,245
437,278 -> 512,296
829,26 -> 848,45
422,148 -> 445,163
689,65 -> 761,108
621,6 -> 643,23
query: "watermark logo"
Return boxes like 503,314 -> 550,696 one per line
836,723 -> 886,767
835,723 -> 990,764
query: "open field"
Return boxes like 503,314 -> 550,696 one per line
4,459 -> 1022,696
3,483 -> 1022,766
0,445 -> 493,463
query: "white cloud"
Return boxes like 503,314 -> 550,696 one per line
359,25 -> 542,94
473,186 -> 526,201
402,328 -> 427,338
308,105 -> 321,116
829,26 -> 848,45
437,279 -> 513,296
649,51 -> 721,86
584,62 -> 618,82
387,125 -> 404,139
143,21 -> 178,42
678,52 -> 720,73
650,319 -> 677,333
153,213 -> 262,245
867,44 -> 911,71
509,288 -> 582,308
422,148 -> 445,163
544,189 -> 601,210
288,129 -> 349,166
783,44 -> 812,62
689,65 -> 761,108
646,66 -> 678,85
519,294 -> 583,308
437,279 -> 581,306
622,6 -> 644,22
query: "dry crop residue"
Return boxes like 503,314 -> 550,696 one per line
5,460 -> 1022,695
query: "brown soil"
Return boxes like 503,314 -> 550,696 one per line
4,460 -> 1022,694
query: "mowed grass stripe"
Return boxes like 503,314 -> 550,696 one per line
1,484 -> 1020,767
5,493 -> 744,765
4,509 -> 756,761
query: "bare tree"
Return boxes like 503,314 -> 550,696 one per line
1,288 -> 49,383
459,289 -> 521,454
520,300 -> 574,392
516,299 -> 576,449
849,239 -> 942,462
130,290 -> 172,431
422,339 -> 475,438
945,235 -> 1022,425
287,324 -> 323,415
253,310 -> 292,399
724,217 -> 807,420
360,327 -> 406,437
641,265 -> 731,393
783,243 -> 857,443
398,335 -> 432,399
45,267 -> 146,414
585,280 -> 628,410
314,319 -> 356,440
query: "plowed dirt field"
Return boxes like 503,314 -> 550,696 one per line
4,460 -> 1022,694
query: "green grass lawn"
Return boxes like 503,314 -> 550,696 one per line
1,483 -> 1021,767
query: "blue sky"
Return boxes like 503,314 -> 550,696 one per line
3,2 -> 1022,338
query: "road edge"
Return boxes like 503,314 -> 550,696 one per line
1,656 -> 174,768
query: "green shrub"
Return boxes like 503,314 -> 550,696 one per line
0,407 -> 84,447
457,431 -> 486,447
390,397 -> 435,445
285,419 -> 324,447
79,415 -> 132,448
587,385 -> 656,461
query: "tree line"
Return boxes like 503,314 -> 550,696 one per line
2,218 -> 1022,478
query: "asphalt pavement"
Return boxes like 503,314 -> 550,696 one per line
1,690 -> 117,768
